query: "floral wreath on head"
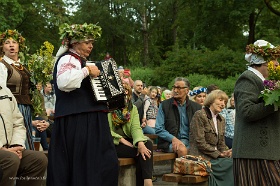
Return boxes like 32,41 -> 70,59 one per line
0,29 -> 26,52
59,23 -> 102,44
246,43 -> 280,61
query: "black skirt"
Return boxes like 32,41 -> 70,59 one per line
47,112 -> 119,186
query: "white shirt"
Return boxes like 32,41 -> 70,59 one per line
248,66 -> 265,81
56,53 -> 89,92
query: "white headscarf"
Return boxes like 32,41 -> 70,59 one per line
245,40 -> 275,65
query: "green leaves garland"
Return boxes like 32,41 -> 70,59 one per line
59,23 -> 102,43
23,41 -> 55,117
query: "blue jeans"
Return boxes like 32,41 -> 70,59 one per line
142,125 -> 155,134
166,138 -> 189,152
225,136 -> 233,149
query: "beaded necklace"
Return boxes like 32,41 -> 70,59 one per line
11,62 -> 24,71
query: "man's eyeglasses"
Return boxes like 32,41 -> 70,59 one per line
172,86 -> 188,90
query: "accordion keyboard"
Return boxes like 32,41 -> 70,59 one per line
90,77 -> 107,101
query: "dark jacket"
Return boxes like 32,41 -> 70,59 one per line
132,92 -> 145,122
157,96 -> 202,150
233,70 -> 280,160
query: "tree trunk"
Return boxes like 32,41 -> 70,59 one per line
264,0 -> 280,16
142,9 -> 149,67
172,0 -> 178,45
248,12 -> 255,45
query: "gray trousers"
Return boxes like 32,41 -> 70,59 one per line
0,149 -> 48,186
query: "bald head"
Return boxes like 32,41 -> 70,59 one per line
133,80 -> 143,95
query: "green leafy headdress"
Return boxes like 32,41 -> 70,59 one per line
59,23 -> 102,44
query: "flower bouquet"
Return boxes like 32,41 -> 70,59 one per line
23,41 -> 55,117
260,61 -> 280,109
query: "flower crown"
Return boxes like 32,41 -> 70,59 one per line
59,23 -> 102,44
0,29 -> 26,51
246,43 -> 280,60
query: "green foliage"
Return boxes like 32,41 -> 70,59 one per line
1,0 -> 280,99
31,89 -> 44,118
130,68 -> 156,87
0,0 -> 24,31
23,41 -> 55,117
152,44 -> 246,88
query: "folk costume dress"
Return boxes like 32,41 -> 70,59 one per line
46,51 -> 119,186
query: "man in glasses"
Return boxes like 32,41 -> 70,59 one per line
155,77 -> 202,157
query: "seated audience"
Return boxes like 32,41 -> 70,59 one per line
0,85 -> 48,186
189,86 -> 207,106
42,82 -> 56,117
132,80 -> 146,125
108,83 -> 153,186
118,66 -> 134,87
189,89 -> 233,186
161,89 -> 172,101
206,84 -> 219,94
220,93 -> 235,148
142,86 -> 160,134
155,77 -> 202,157
32,116 -> 50,150
33,83 -> 52,150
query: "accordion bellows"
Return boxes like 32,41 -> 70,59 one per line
173,155 -> 212,176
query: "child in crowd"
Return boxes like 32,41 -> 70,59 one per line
142,86 -> 160,134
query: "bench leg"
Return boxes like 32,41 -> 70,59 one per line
118,165 -> 136,186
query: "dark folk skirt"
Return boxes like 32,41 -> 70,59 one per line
18,104 -> 34,150
46,112 -> 119,186
233,158 -> 280,186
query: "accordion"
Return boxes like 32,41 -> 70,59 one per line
87,58 -> 125,110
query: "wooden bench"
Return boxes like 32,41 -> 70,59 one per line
118,151 -> 176,186
162,173 -> 208,185
144,134 -> 158,144
118,151 -> 176,166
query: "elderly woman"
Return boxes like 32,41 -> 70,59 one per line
0,29 -> 36,150
46,23 -> 118,186
161,89 -> 172,101
189,89 -> 233,186
108,83 -> 153,186
189,86 -> 207,106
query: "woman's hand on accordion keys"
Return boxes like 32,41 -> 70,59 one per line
86,65 -> 100,78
